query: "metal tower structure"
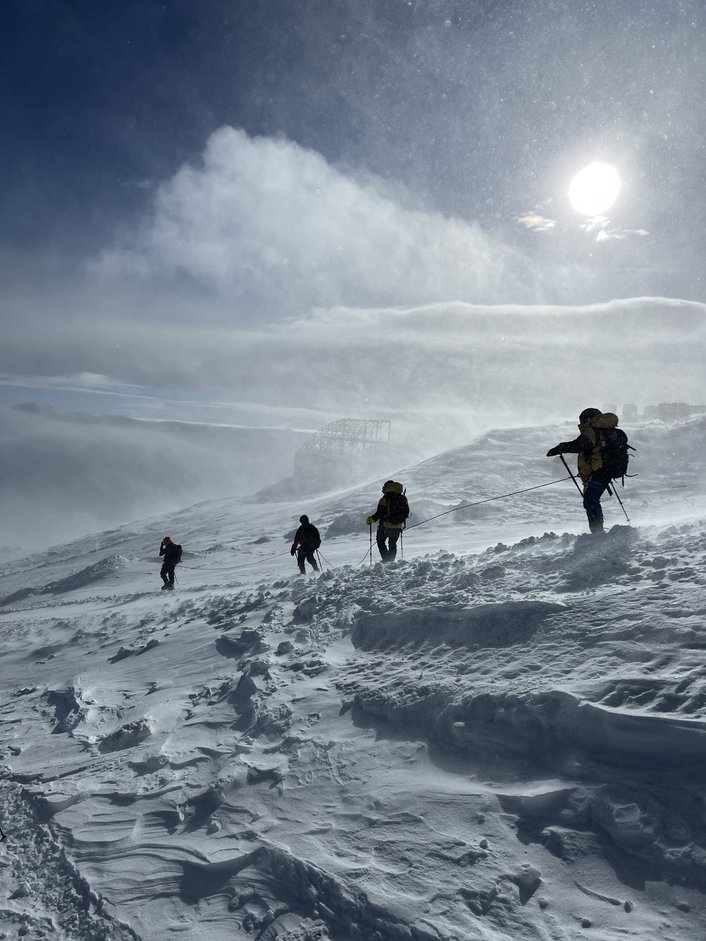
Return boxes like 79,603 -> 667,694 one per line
293,419 -> 391,480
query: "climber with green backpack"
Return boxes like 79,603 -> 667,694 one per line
546,408 -> 633,534
366,480 -> 410,562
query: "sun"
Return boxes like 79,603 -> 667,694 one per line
569,162 -> 622,216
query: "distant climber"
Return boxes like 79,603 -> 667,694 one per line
290,515 -> 321,575
546,408 -> 631,533
366,480 -> 410,562
159,536 -> 182,590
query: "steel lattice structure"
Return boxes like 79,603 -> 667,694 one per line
293,419 -> 392,483
297,419 -> 391,457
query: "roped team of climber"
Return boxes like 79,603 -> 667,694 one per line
158,407 -> 632,585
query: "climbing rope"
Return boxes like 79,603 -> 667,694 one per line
227,548 -> 294,571
404,475 -> 573,530
170,475 -> 575,580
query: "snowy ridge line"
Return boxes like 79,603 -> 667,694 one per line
178,840 -> 442,941
0,554 -> 132,608
448,686 -> 706,766
496,779 -> 706,891
340,649 -> 706,769
351,600 -> 565,651
257,844 -> 445,941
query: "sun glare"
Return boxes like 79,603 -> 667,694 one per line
569,162 -> 621,216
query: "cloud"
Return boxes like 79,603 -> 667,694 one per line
0,404 -> 307,551
0,371 -> 144,397
3,298 -> 704,431
517,212 -> 557,233
96,126 -> 544,317
517,210 -> 649,245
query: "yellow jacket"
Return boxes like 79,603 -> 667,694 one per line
549,412 -> 621,483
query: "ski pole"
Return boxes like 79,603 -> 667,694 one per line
316,549 -> 323,571
399,528 -> 404,561
560,455 -> 584,498
369,523 -> 373,566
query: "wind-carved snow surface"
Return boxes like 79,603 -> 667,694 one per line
1,418 -> 706,940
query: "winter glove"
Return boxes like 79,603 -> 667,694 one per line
290,546 -> 296,556
546,446 -> 562,457
365,516 -> 375,526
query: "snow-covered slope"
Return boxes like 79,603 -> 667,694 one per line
1,419 -> 705,940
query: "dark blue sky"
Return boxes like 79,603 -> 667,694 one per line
3,0 -> 706,301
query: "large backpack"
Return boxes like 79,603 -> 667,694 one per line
174,544 -> 183,564
308,525 -> 321,549
598,427 -> 632,481
385,486 -> 410,525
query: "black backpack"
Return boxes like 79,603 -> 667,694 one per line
386,492 -> 410,525
174,544 -> 183,564
300,523 -> 320,549
599,428 -> 632,480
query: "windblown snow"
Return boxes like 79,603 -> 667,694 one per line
1,418 -> 706,940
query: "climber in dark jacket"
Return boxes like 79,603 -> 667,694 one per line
546,407 -> 619,533
366,480 -> 409,562
290,515 -> 321,574
159,536 -> 182,590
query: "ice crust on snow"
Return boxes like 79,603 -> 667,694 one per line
0,419 -> 705,939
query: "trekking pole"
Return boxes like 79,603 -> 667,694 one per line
369,523 -> 373,566
561,454 -> 631,523
316,549 -> 323,571
610,485 -> 631,523
560,455 -> 584,498
400,528 -> 404,561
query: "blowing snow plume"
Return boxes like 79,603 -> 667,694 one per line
97,127 -> 542,316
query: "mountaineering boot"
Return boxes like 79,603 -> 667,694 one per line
161,583 -> 169,590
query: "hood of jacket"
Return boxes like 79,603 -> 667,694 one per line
579,411 -> 619,434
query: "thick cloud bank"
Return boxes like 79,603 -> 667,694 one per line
4,298 -> 702,422
0,405 -> 306,551
98,127 -> 542,314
